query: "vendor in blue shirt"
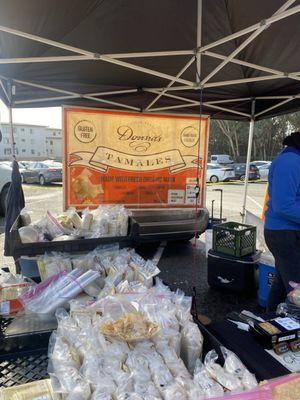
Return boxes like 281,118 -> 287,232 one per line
265,132 -> 300,311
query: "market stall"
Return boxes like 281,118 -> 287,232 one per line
1,0 -> 300,398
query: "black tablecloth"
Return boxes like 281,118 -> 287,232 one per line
208,319 -> 290,381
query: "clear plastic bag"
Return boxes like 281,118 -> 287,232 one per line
50,366 -> 91,400
221,346 -> 257,390
100,310 -> 159,342
18,225 -> 39,243
152,327 -> 181,356
68,210 -> 83,229
19,268 -> 100,314
180,321 -> 203,373
49,332 -> 81,369
204,350 -> 242,392
173,290 -> 192,326
147,349 -> 174,391
46,211 -> 66,239
153,278 -> 173,300
20,208 -> 32,226
141,294 -> 179,332
277,302 -> 300,321
161,381 -> 187,400
81,209 -> 94,231
193,359 -> 224,398
37,252 -> 72,281
287,281 -> 300,306
57,213 -> 76,231
155,342 -> 190,380
91,392 -> 112,400
116,280 -> 148,294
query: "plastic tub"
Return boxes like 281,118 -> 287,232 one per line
258,261 -> 276,307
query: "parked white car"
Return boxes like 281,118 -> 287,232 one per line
210,154 -> 234,164
0,163 -> 12,215
206,163 -> 235,183
258,163 -> 271,181
251,160 -> 270,168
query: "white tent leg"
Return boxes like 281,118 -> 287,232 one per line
8,105 -> 15,158
7,82 -> 16,159
242,101 -> 256,220
196,0 -> 202,81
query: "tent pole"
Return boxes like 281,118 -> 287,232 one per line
199,2 -> 299,54
148,101 -> 251,118
255,98 -> 294,118
196,0 -> 202,81
7,81 -> 16,160
203,51 -> 300,83
99,55 -> 194,86
147,74 -> 284,91
0,79 -> 9,102
2,77 -> 140,111
200,0 -> 297,85
242,100 -> 256,221
144,57 -> 195,111
206,97 -> 252,104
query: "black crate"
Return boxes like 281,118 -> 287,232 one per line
0,314 -> 56,355
213,222 -> 256,257
0,350 -> 48,388
8,215 -> 134,258
207,249 -> 260,294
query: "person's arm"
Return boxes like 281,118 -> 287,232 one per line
271,154 -> 300,223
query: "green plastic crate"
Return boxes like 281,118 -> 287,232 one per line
212,221 -> 256,257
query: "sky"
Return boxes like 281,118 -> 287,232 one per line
0,99 -> 62,129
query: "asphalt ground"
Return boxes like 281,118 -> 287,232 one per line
0,181 -> 267,320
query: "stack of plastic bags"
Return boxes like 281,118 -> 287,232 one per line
35,245 -> 160,296
48,276 -> 258,400
19,269 -> 100,315
18,205 -> 131,243
18,245 -> 161,317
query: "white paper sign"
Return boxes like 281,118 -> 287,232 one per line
266,348 -> 300,372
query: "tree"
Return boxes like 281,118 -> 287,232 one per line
209,111 -> 300,161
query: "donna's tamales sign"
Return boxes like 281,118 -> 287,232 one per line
63,107 -> 209,209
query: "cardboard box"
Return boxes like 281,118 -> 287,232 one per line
251,317 -> 300,349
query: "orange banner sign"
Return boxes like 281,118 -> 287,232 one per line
63,107 -> 209,209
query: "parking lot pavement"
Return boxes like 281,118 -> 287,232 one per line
0,181 -> 267,271
206,181 -> 267,222
0,183 -> 63,269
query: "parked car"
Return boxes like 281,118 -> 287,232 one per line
258,163 -> 271,181
251,160 -> 270,168
206,163 -> 235,183
2,161 -> 40,184
233,163 -> 260,181
0,163 -> 11,215
30,161 -> 62,185
210,154 -> 234,164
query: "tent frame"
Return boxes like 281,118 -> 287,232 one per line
0,0 -> 299,216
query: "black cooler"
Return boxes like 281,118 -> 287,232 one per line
207,249 -> 260,294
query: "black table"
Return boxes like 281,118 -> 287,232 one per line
208,319 -> 290,381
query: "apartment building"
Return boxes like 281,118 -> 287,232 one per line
0,123 -> 62,161
45,128 -> 62,160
